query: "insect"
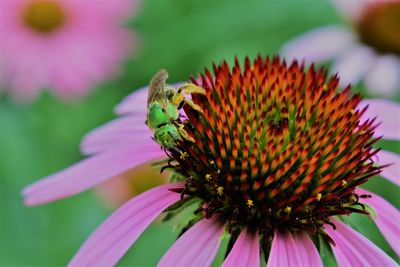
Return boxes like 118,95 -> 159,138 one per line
146,69 -> 206,149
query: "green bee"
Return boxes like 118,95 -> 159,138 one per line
146,69 -> 206,149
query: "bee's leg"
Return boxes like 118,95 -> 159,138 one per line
178,83 -> 206,95
171,90 -> 185,107
184,99 -> 203,113
177,123 -> 195,142
172,84 -> 205,109
177,100 -> 185,110
164,87 -> 176,99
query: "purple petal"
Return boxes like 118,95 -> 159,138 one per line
359,99 -> 400,140
267,231 -> 322,267
158,216 -> 225,267
114,86 -> 148,115
332,45 -> 376,88
375,150 -> 400,186
69,182 -> 183,267
364,55 -> 400,97
281,25 -> 355,64
222,228 -> 260,267
80,115 -> 158,156
325,219 -> 397,267
22,143 -> 164,205
357,188 -> 400,256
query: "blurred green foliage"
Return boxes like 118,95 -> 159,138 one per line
1,0 -> 398,266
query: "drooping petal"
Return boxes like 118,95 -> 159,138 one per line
69,182 -> 183,267
325,219 -> 397,267
359,99 -> 400,140
364,54 -> 400,97
114,86 -> 149,115
356,188 -> 400,256
158,216 -> 225,267
375,150 -> 400,186
267,231 -> 323,267
332,45 -> 376,88
22,143 -> 164,205
221,228 -> 260,267
80,115 -> 156,155
281,25 -> 355,64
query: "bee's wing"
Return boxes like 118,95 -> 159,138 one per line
147,69 -> 169,106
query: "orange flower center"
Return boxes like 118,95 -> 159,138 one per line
22,0 -> 65,34
357,2 -> 400,55
164,56 -> 381,239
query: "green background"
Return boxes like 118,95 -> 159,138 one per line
1,0 -> 399,266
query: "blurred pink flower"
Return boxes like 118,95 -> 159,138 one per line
23,58 -> 400,266
0,0 -> 138,101
94,162 -> 168,209
282,0 -> 400,97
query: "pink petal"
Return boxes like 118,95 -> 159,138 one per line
22,143 -> 164,206
115,86 -> 148,115
364,55 -> 400,97
281,25 -> 355,64
80,115 -> 156,155
222,228 -> 260,267
325,219 -> 397,267
375,150 -> 400,186
94,162 -> 168,209
267,231 -> 322,267
67,0 -> 140,22
356,188 -> 400,256
69,182 -> 183,267
330,0 -> 397,22
332,45 -> 376,88
330,0 -> 369,21
359,99 -> 400,140
158,216 -> 225,267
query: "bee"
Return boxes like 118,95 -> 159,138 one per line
146,69 -> 206,149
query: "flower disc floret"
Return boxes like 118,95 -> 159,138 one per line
23,0 -> 65,33
357,1 -> 400,56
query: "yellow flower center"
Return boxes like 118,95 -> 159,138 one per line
22,0 -> 65,34
357,2 -> 400,55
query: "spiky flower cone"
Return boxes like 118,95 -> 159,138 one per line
165,56 -> 381,249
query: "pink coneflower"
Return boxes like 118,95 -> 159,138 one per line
281,0 -> 400,97
23,56 -> 399,266
0,0 -> 138,101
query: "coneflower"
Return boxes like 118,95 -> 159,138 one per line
0,0 -> 138,101
282,0 -> 400,97
23,56 -> 399,266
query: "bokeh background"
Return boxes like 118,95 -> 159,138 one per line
1,0 -> 399,266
